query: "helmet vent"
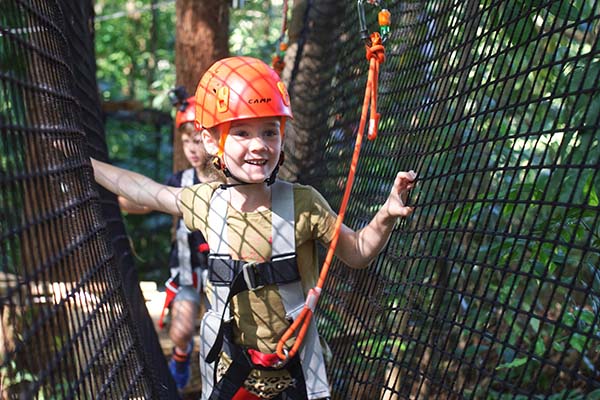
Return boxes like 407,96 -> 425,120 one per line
217,86 -> 230,113
277,82 -> 290,106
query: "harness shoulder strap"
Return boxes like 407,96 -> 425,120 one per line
271,183 -> 331,398
175,168 -> 195,285
206,186 -> 230,314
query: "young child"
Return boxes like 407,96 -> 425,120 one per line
92,56 -> 416,400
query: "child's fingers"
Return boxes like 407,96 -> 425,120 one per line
398,206 -> 415,217
395,170 -> 417,190
393,170 -> 417,212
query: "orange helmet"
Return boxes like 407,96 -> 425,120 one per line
175,96 -> 196,129
195,56 -> 292,147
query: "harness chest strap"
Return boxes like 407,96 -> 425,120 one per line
199,180 -> 330,400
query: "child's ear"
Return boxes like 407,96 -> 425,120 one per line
201,129 -> 219,156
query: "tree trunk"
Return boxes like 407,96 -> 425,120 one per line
173,0 -> 229,173
279,0 -> 343,183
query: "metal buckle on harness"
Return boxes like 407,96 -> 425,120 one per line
242,262 -> 264,291
272,348 -> 288,369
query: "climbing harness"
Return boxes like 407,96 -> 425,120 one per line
276,0 -> 390,361
272,0 -> 290,76
199,181 -> 330,400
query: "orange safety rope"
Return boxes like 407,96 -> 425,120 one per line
276,30 -> 386,361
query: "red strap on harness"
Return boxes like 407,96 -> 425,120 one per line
157,285 -> 177,329
158,271 -> 201,329
198,243 -> 210,253
247,348 -> 282,368
192,271 -> 199,288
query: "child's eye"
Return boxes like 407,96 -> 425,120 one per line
263,130 -> 278,137
231,130 -> 249,138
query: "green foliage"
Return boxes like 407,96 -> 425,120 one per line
0,5 -> 26,279
0,361 -> 37,393
230,0 -> 287,61
94,0 -> 177,108
94,0 -> 287,109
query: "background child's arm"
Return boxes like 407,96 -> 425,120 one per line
91,158 -> 183,216
335,170 -> 417,269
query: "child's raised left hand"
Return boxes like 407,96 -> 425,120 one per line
336,169 -> 417,268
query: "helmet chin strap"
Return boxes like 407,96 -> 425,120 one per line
215,152 -> 283,190
265,150 -> 285,185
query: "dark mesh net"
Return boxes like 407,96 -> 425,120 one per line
0,1 -> 176,398
286,0 -> 600,398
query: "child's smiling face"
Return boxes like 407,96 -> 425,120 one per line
221,117 -> 282,184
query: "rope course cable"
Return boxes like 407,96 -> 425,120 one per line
94,0 -> 174,23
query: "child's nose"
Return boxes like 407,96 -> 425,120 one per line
248,136 -> 268,150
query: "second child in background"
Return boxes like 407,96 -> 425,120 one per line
163,91 -> 225,390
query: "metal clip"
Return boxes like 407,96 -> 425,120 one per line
357,0 -> 371,43
357,0 -> 389,45
272,348 -> 289,368
242,262 -> 264,291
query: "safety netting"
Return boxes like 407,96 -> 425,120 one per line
0,1 -> 176,398
288,0 -> 600,399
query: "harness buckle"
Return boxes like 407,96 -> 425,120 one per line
242,262 -> 264,291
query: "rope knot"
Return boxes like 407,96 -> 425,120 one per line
365,32 -> 385,64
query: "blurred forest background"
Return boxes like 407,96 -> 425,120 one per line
94,0 -> 285,283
